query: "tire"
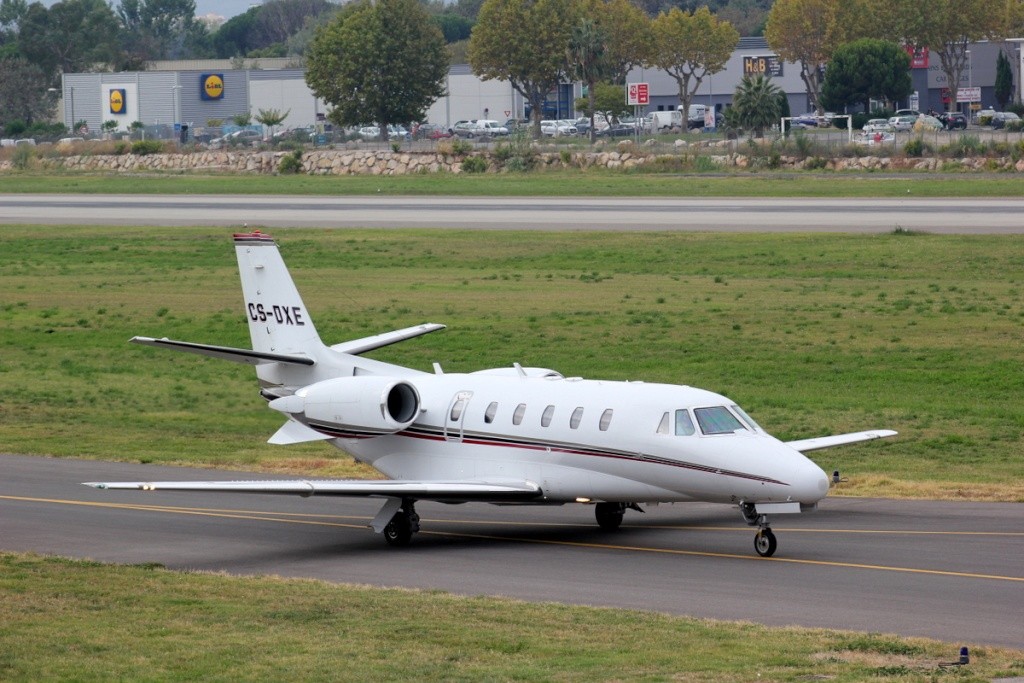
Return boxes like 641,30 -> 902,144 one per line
383,515 -> 413,547
754,529 -> 777,557
595,502 -> 625,531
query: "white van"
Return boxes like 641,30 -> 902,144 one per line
646,110 -> 683,132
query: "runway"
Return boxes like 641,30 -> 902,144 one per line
3,193 -> 1024,232
2,455 -> 1021,649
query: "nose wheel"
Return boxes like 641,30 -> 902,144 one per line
754,528 -> 777,557
741,502 -> 779,557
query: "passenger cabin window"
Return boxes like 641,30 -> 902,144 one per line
694,406 -> 746,435
512,403 -> 526,426
484,401 -> 498,424
675,409 -> 696,436
450,399 -> 466,422
570,407 -> 584,429
599,409 -> 613,431
541,405 -> 555,427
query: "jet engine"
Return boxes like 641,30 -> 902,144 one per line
271,376 -> 421,436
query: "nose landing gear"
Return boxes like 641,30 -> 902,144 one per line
741,502 -> 778,557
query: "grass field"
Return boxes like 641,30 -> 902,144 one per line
2,170 -> 1024,197
2,225 -> 1023,499
2,552 -> 1022,682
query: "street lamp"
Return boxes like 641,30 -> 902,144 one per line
49,85 -> 75,133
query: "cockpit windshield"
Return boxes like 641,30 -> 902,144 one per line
693,406 -> 747,435
730,404 -> 762,432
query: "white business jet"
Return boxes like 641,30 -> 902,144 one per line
85,231 -> 896,557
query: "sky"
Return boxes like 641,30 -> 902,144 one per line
194,1 -> 260,21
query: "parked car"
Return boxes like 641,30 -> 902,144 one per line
470,120 -> 510,137
893,109 -> 921,118
936,112 -> 967,130
451,121 -> 477,138
594,123 -> 638,138
990,111 -> 1021,129
540,119 -> 577,137
861,118 -> 893,134
357,126 -> 381,140
972,108 -> 996,124
791,112 -> 819,128
888,115 -> 915,131
413,123 -> 451,140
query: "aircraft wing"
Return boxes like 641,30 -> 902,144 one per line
83,478 -> 542,502
785,429 -> 897,453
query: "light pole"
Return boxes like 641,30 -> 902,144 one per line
965,49 -> 972,116
52,85 -> 77,133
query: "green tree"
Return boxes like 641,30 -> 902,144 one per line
765,0 -> 843,115
117,0 -> 204,61
567,17 -> 610,141
305,0 -> 447,141
730,73 -> 782,137
821,39 -> 911,113
995,49 -> 1013,110
0,56 -> 56,127
17,0 -> 121,82
469,0 -> 580,139
255,107 -> 290,138
589,0 -> 650,84
650,6 -> 739,122
574,81 -> 632,120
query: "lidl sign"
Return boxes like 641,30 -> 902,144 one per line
109,88 -> 127,114
201,73 -> 224,101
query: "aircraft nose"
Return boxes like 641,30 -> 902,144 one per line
793,460 -> 830,503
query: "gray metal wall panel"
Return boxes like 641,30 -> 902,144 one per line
137,72 -> 176,126
62,73 -> 103,132
179,70 -> 249,127
249,69 -> 306,81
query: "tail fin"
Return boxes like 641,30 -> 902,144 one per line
234,231 -> 323,356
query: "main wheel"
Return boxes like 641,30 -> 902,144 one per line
595,502 -> 625,531
754,529 -> 777,557
383,515 -> 413,547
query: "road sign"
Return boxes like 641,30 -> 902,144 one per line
626,82 -> 649,106
956,87 -> 981,103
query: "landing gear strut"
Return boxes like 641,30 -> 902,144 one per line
740,502 -> 777,557
383,499 -> 420,547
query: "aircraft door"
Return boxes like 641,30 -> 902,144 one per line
444,391 -> 473,442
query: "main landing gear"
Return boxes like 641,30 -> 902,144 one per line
380,499 -> 420,547
741,502 -> 778,557
594,502 -> 643,531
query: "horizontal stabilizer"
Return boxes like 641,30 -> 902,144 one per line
268,420 -> 333,445
330,323 -> 446,356
84,478 -> 543,502
131,336 -> 314,366
786,429 -> 897,453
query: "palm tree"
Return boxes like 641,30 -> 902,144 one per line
730,74 -> 783,138
567,18 -> 610,143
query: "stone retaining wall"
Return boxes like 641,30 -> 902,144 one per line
3,146 -> 1024,174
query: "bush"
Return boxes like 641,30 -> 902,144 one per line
11,145 -> 34,170
278,150 -> 303,174
903,137 -> 933,157
113,141 -> 131,155
461,155 -> 488,173
804,156 -> 828,170
131,140 -> 164,155
450,138 -> 473,155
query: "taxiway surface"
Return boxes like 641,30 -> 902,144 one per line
3,194 -> 1024,232
2,455 -> 1021,649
